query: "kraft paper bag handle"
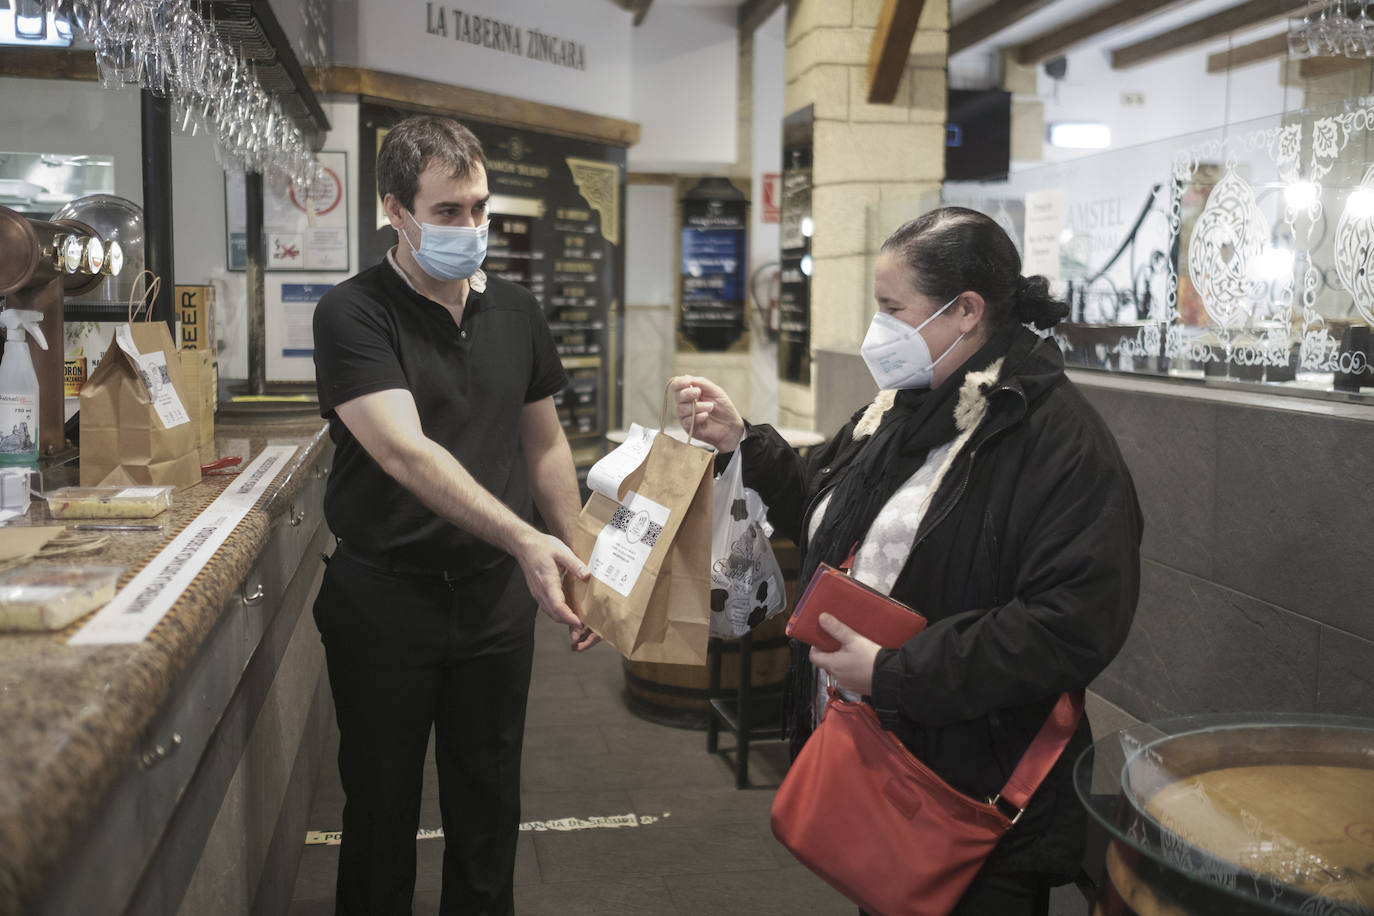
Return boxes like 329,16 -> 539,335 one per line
660,381 -> 707,450
127,270 -> 161,324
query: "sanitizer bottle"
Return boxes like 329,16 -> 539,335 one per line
0,310 -> 48,468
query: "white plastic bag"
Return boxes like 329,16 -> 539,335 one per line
709,449 -> 786,638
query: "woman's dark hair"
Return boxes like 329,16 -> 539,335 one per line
880,206 -> 1068,331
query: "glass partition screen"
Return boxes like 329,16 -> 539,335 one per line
944,95 -> 1374,400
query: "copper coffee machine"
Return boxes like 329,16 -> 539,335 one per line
0,205 -> 124,458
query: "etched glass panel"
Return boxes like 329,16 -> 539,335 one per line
942,94 -> 1374,400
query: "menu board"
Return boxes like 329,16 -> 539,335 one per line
359,105 -> 625,462
679,198 -> 746,351
778,152 -> 813,385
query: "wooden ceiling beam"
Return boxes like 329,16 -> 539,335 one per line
1205,31 -> 1288,72
1298,54 -> 1369,78
606,0 -> 653,26
1110,0 -> 1304,70
1013,0 -> 1187,65
866,0 -> 926,103
739,0 -> 786,39
949,0 -> 1057,55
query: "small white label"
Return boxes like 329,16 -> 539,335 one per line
0,393 -> 36,455
586,423 -> 654,500
116,324 -> 190,429
587,489 -> 669,598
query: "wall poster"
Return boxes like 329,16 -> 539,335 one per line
225,151 -> 350,272
779,132 -> 813,385
359,104 -> 626,468
679,193 -> 747,352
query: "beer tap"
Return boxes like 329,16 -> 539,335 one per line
0,205 -> 122,457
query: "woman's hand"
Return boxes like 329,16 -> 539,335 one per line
809,614 -> 881,696
668,375 -> 746,452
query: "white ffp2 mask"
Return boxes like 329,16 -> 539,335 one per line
860,295 -> 964,390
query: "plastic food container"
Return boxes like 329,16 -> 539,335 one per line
0,565 -> 123,630
44,486 -> 174,519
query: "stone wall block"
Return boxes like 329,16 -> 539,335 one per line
809,254 -> 870,350
813,122 -> 944,184
908,65 -> 946,123
786,29 -> 873,83
849,64 -> 911,121
919,0 -> 949,30
875,182 -> 941,240
1316,627 -> 1374,717
785,65 -> 849,121
908,27 -> 948,68
1078,385 -> 1217,580
1010,99 -> 1044,163
1092,560 -> 1320,722
1213,406 -> 1374,641
811,183 -> 882,259
787,0 -> 855,46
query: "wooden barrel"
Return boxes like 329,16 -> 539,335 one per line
621,537 -> 800,729
1092,722 -> 1374,915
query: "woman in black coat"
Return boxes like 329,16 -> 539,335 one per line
670,207 -> 1143,916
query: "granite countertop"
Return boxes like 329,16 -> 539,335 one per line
0,418 -> 331,912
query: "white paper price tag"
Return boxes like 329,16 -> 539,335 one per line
586,423 -> 654,500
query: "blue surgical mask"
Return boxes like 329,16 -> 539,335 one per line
402,211 -> 488,281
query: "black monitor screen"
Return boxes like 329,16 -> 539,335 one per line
945,89 -> 1011,182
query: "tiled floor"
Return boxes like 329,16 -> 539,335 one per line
288,612 -> 1093,915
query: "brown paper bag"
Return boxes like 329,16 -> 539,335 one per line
179,347 -> 216,465
80,290 -> 200,488
571,430 -> 714,666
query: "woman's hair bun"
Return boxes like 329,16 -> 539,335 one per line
1012,275 -> 1069,330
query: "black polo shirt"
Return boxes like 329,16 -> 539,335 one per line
313,258 -> 567,573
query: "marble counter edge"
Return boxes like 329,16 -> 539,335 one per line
0,421 -> 332,912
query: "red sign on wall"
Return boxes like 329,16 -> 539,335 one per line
761,172 -> 781,223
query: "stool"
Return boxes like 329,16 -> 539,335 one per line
705,628 -> 788,788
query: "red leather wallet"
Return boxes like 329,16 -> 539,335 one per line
786,562 -> 927,651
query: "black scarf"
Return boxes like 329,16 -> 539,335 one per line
785,327 -> 1016,756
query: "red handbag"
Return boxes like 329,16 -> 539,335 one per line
770,690 -> 1084,916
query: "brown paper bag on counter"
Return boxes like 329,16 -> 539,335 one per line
80,317 -> 200,488
570,428 -> 714,666
179,347 -> 216,465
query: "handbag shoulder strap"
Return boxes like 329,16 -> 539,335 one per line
996,690 -> 1085,814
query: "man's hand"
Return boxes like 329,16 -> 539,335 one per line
809,613 -> 881,696
513,531 -> 590,628
569,624 -> 601,652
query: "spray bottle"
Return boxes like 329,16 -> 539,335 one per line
0,310 -> 48,468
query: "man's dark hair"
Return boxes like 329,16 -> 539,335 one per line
376,115 -> 486,212
881,206 -> 1068,331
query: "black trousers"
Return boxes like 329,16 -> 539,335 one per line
313,550 -> 536,916
858,870 -> 1052,916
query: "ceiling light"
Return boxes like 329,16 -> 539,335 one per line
1047,123 -> 1111,150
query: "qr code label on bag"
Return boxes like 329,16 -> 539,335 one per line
589,490 -> 670,597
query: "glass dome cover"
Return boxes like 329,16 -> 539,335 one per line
1076,712 -> 1374,915
51,194 -> 143,310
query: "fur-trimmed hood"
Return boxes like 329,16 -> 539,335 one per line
852,328 -> 1066,444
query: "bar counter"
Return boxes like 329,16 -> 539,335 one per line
0,418 -> 334,916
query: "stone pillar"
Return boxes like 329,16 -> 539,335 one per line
780,0 -> 949,428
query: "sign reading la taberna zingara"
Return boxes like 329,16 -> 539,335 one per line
424,5 -> 588,71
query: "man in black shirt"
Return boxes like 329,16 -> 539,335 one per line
312,115 -> 595,916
